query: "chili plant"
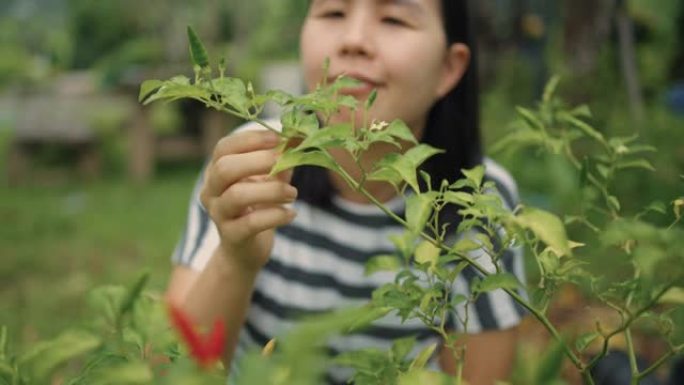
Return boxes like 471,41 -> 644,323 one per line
2,26 -> 682,385
136,27 -> 684,385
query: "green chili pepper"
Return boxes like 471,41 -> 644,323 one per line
187,26 -> 210,69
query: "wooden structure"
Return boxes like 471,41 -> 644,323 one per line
6,72 -> 123,184
4,70 -> 233,185
127,104 -> 228,182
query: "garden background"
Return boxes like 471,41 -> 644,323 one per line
1,0 -> 683,383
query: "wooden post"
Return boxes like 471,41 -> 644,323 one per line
129,105 -> 155,183
78,142 -> 102,180
202,109 -> 229,156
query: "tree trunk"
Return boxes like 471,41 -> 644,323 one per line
562,0 -> 616,75
615,2 -> 645,123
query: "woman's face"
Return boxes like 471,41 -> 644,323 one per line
300,0 -> 470,137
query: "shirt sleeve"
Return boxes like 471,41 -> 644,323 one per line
447,158 -> 528,333
170,162 -> 221,271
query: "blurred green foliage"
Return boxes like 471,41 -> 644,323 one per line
0,168 -> 199,349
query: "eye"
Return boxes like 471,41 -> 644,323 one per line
321,10 -> 345,18
382,16 -> 407,26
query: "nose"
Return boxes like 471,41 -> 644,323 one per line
338,12 -> 376,58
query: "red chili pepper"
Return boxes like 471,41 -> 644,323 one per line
168,304 -> 225,368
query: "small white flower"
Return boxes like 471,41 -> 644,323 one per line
369,120 -> 389,132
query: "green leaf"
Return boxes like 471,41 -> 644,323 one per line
389,231 -> 418,260
516,107 -> 544,131
212,77 -> 250,113
616,159 -> 655,172
444,191 -> 474,206
451,293 -> 468,307
138,79 -> 163,102
385,119 -> 417,144
365,88 -> 378,109
345,306 -> 392,333
19,330 -> 101,381
489,129 -> 546,154
419,291 -> 437,312
281,109 -> 319,137
265,89 -> 293,106
674,198 -> 684,220
515,207 -> 571,257
579,157 -> 590,187
405,193 -> 434,234
607,195 -> 621,212
659,288 -> 684,305
365,255 -> 402,276
401,145 -> 443,192
560,113 -> 605,144
337,95 -> 359,109
575,332 -> 600,353
391,337 -> 416,362
476,273 -> 521,292
570,104 -> 592,118
330,74 -> 362,91
369,146 -> 441,193
419,170 -> 432,190
414,241 -> 440,270
119,271 -> 149,320
538,248 -> 560,274
271,150 -> 337,175
535,339 -> 566,385
299,123 -> 351,150
367,164 -> 404,188
542,75 -> 561,103
641,201 -> 667,216
461,165 -> 485,188
408,343 -> 437,370
187,26 -> 209,68
450,237 -> 481,253
399,369 -> 452,385
625,144 -> 657,154
90,361 -> 153,385
142,79 -> 211,106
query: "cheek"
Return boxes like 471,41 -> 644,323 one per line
299,26 -> 321,91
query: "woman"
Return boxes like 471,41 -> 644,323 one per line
167,1 -> 527,384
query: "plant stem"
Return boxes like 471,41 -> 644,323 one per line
636,348 -> 676,381
624,327 -> 639,385
587,284 -> 674,371
332,165 -> 588,375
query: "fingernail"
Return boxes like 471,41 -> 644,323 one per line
285,185 -> 298,199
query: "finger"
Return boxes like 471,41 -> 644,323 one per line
275,169 -> 293,184
212,130 -> 280,163
206,150 -> 278,197
222,206 -> 297,244
215,181 -> 298,219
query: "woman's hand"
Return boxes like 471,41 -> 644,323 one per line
199,130 -> 297,274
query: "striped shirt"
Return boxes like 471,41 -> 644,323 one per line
172,122 -> 527,384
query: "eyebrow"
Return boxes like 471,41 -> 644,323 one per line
380,0 -> 423,9
313,0 -> 425,12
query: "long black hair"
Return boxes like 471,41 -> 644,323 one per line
291,0 -> 482,207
